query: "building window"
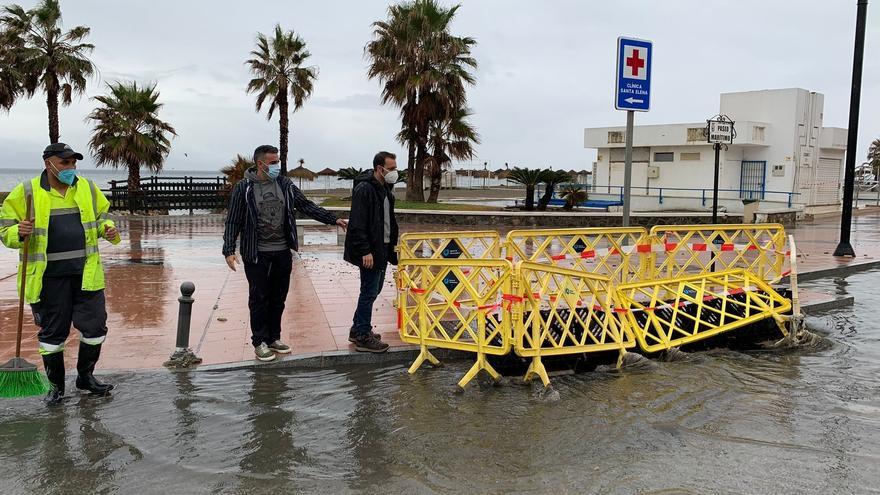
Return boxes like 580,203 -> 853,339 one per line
680,152 -> 700,161
686,127 -> 706,142
610,147 -> 649,163
608,131 -> 625,144
654,152 -> 674,162
753,126 -> 765,142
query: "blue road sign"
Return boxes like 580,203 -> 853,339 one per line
615,37 -> 652,112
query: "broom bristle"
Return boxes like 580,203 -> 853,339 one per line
0,370 -> 51,398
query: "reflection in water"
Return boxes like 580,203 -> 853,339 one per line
0,271 -> 878,493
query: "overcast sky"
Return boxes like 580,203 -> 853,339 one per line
0,0 -> 877,172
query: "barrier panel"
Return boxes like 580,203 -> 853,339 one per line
395,224 -> 797,388
649,224 -> 788,283
614,269 -> 792,353
397,258 -> 514,388
397,231 -> 502,260
513,261 -> 636,387
505,227 -> 651,284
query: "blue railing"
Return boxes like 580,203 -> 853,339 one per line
587,185 -> 801,208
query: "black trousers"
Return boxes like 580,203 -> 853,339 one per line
31,273 -> 108,352
243,250 -> 293,347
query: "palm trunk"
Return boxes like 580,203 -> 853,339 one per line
46,84 -> 59,144
427,156 -> 442,203
127,162 -> 142,213
279,92 -> 289,175
525,185 -> 535,211
413,142 -> 427,203
537,183 -> 556,211
406,139 -> 417,201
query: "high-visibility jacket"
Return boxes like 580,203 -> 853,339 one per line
0,173 -> 120,304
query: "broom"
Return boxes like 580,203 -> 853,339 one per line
0,195 -> 50,398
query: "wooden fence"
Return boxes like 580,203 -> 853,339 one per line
105,176 -> 229,213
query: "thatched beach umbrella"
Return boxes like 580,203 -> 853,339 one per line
288,165 -> 317,189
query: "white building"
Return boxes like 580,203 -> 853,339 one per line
584,88 -> 847,214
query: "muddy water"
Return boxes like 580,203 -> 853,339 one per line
1,263 -> 879,492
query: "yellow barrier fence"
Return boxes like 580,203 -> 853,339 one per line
505,227 -> 651,284
397,258 -> 514,388
615,269 -> 792,353
649,224 -> 789,283
513,261 -> 636,387
398,231 -> 502,260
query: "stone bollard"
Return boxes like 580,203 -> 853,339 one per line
164,282 -> 203,369
296,225 -> 305,243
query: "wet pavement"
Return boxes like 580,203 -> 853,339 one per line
1,211 -> 880,371
0,269 -> 878,493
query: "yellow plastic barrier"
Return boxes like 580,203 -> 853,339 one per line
615,269 -> 792,353
505,227 -> 651,284
513,261 -> 636,387
649,224 -> 788,283
397,231 -> 502,260
397,258 -> 514,388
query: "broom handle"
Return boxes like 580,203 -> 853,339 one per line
15,196 -> 32,359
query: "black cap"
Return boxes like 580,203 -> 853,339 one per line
42,143 -> 84,160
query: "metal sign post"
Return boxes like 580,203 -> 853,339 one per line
706,115 -> 736,223
615,36 -> 652,227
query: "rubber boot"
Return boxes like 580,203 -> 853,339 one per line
75,343 -> 114,395
41,352 -> 65,406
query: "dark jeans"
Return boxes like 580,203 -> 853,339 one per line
352,266 -> 386,336
244,250 -> 293,347
31,273 -> 108,350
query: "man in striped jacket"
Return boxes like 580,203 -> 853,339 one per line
222,145 -> 347,361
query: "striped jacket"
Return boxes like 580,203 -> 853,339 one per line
222,174 -> 337,264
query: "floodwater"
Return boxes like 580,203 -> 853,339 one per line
1,281 -> 879,492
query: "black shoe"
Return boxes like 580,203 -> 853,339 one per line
354,334 -> 389,353
75,343 -> 114,395
41,351 -> 65,406
348,326 -> 380,343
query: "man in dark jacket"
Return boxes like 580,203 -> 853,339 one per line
343,151 -> 399,353
223,145 -> 347,361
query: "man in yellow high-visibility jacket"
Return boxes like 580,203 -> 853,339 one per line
1,143 -> 121,405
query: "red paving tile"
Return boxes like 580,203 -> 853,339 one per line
2,211 -> 880,372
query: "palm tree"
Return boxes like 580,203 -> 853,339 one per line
560,185 -> 588,211
424,106 -> 479,203
87,81 -> 176,203
337,166 -> 366,181
508,167 -> 544,211
1,0 -> 94,143
537,170 -> 572,211
366,0 -> 477,202
868,138 -> 880,177
221,154 -> 254,190
246,25 -> 317,174
0,34 -> 23,110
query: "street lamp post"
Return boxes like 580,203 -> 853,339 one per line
834,0 -> 869,257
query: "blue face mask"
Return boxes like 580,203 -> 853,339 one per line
51,164 -> 77,185
266,164 -> 281,179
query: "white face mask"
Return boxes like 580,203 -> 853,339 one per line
383,168 -> 399,184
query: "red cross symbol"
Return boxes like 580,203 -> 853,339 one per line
626,49 -> 645,76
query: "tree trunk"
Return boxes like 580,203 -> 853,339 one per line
427,156 -> 443,203
537,183 -> 556,211
412,142 -> 426,202
278,91 -> 289,175
406,139 -> 417,201
525,185 -> 535,211
46,84 -> 59,144
127,162 -> 142,213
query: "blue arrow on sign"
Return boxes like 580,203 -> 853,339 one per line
615,37 -> 652,112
